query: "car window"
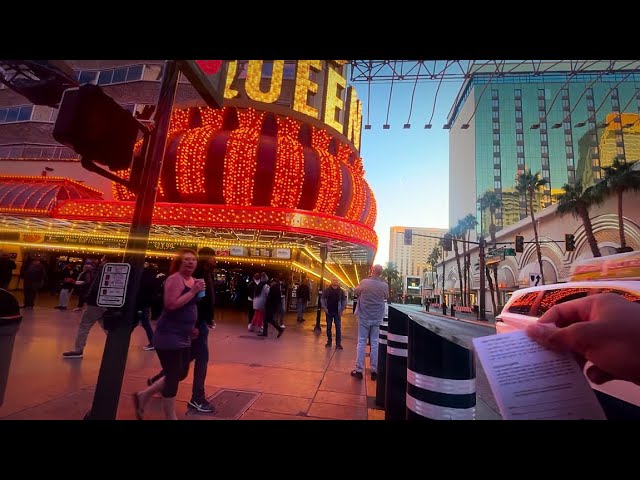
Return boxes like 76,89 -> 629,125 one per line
507,291 -> 539,316
537,288 -> 592,316
597,288 -> 640,303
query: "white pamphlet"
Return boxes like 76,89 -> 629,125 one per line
472,330 -> 606,420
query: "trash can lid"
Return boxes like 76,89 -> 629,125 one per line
0,289 -> 21,323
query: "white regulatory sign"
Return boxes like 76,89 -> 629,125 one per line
97,263 -> 131,307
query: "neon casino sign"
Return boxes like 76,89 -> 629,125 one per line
222,60 -> 362,151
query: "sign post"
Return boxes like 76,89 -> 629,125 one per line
96,263 -> 131,308
85,61 -> 181,420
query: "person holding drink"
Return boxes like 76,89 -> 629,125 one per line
133,249 -> 205,420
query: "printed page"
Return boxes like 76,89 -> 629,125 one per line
472,331 -> 606,420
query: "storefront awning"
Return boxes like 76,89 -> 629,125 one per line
0,175 -> 102,215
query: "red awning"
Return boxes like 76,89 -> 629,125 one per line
0,175 -> 102,215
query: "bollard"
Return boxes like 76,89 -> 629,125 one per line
375,318 -> 388,408
385,307 -> 408,420
406,318 -> 475,420
0,289 -> 22,406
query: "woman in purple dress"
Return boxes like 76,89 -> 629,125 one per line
133,249 -> 205,420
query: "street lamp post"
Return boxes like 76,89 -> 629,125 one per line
314,245 -> 328,332
477,199 -> 487,321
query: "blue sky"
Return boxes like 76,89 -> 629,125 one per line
352,79 -> 464,265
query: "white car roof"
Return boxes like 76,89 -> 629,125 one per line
507,281 -> 640,300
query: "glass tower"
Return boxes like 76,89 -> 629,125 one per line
449,69 -> 640,235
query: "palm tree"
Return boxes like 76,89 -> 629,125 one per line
478,191 -> 501,309
438,237 -> 446,304
459,214 -> 477,306
428,247 -> 440,294
555,181 -> 602,258
382,261 -> 400,286
516,169 -> 548,285
450,225 -> 464,306
598,159 -> 640,252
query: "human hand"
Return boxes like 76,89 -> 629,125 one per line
526,294 -> 640,386
191,327 -> 199,339
192,279 -> 206,294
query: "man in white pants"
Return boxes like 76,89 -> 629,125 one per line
352,264 -> 389,381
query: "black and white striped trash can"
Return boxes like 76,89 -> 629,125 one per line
385,307 -> 408,420
375,318 -> 388,408
406,319 -> 476,420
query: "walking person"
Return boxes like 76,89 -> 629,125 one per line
250,273 -> 269,333
247,273 -> 261,330
55,264 -> 77,310
21,257 -> 47,309
321,277 -> 347,349
296,278 -> 310,322
72,264 -> 94,311
351,265 -> 389,380
133,249 -> 205,420
260,278 -> 285,338
136,263 -> 159,351
62,255 -> 119,358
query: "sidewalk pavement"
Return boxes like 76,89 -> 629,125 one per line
0,293 -> 498,420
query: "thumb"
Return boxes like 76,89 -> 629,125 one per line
527,321 -> 599,355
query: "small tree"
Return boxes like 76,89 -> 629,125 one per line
598,159 -> 640,252
555,182 -> 602,257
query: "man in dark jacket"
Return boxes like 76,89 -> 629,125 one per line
321,277 -> 347,349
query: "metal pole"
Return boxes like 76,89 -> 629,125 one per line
478,237 -> 486,321
85,60 -> 179,420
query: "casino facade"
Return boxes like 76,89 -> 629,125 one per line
0,60 -> 377,295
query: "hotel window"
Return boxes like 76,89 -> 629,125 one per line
78,70 -> 98,85
516,133 -> 523,142
0,105 -> 34,123
515,89 -> 522,97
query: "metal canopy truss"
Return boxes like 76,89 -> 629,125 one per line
349,60 -> 640,130
348,60 -> 640,83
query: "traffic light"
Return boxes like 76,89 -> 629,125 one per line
565,234 -> 576,252
0,60 -> 78,108
515,235 -> 524,253
443,233 -> 452,252
404,229 -> 413,246
52,84 -> 142,171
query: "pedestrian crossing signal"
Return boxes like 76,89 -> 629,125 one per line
515,235 -> 524,253
443,234 -> 452,252
565,234 -> 575,252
